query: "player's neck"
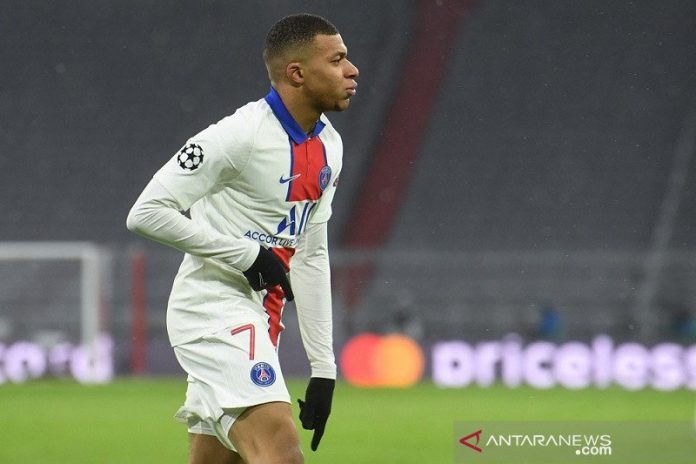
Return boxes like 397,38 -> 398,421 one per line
275,87 -> 322,135
294,110 -> 321,135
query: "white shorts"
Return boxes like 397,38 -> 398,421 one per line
172,315 -> 291,451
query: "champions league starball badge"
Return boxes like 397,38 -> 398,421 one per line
319,165 -> 332,191
177,143 -> 204,171
250,362 -> 277,386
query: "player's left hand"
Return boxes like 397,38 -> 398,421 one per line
298,377 -> 335,451
242,246 -> 294,300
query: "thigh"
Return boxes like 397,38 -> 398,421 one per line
174,317 -> 292,454
189,433 -> 245,464
229,402 -> 302,463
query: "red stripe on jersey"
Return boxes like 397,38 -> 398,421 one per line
288,137 -> 326,202
263,287 -> 285,348
263,247 -> 296,347
271,247 -> 296,271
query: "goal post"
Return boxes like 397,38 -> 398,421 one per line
0,241 -> 102,346
0,241 -> 112,383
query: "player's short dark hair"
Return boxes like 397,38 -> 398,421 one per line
263,13 -> 339,63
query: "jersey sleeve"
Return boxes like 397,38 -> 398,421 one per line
153,112 -> 254,211
290,220 -> 336,378
126,177 -> 259,272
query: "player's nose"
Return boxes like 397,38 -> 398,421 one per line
345,59 -> 359,79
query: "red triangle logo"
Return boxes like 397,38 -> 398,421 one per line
459,429 -> 483,453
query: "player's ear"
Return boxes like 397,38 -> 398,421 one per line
286,62 -> 304,87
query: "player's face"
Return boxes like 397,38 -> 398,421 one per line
302,34 -> 359,112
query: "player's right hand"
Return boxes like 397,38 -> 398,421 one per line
242,246 -> 294,301
298,377 -> 335,451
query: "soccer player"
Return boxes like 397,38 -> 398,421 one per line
126,13 -> 358,464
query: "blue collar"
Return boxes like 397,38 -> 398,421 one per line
264,87 -> 325,144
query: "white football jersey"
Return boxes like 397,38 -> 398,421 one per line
153,88 -> 342,347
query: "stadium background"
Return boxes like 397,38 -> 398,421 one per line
2,0 -> 696,462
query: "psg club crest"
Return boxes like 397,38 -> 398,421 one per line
318,166 -> 332,191
250,362 -> 276,387
177,143 -> 204,171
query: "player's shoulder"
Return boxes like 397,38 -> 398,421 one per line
213,98 -> 268,136
191,98 -> 270,157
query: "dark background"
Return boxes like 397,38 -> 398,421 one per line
2,0 -> 695,374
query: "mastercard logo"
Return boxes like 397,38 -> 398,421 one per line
339,333 -> 425,387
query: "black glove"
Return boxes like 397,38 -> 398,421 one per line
298,377 -> 335,451
242,246 -> 294,301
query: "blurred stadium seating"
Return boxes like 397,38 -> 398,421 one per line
1,0 -> 695,377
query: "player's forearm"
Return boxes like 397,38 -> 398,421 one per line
126,178 -> 258,271
291,222 -> 336,379
294,272 -> 335,378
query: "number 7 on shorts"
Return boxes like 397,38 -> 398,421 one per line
231,324 -> 256,360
